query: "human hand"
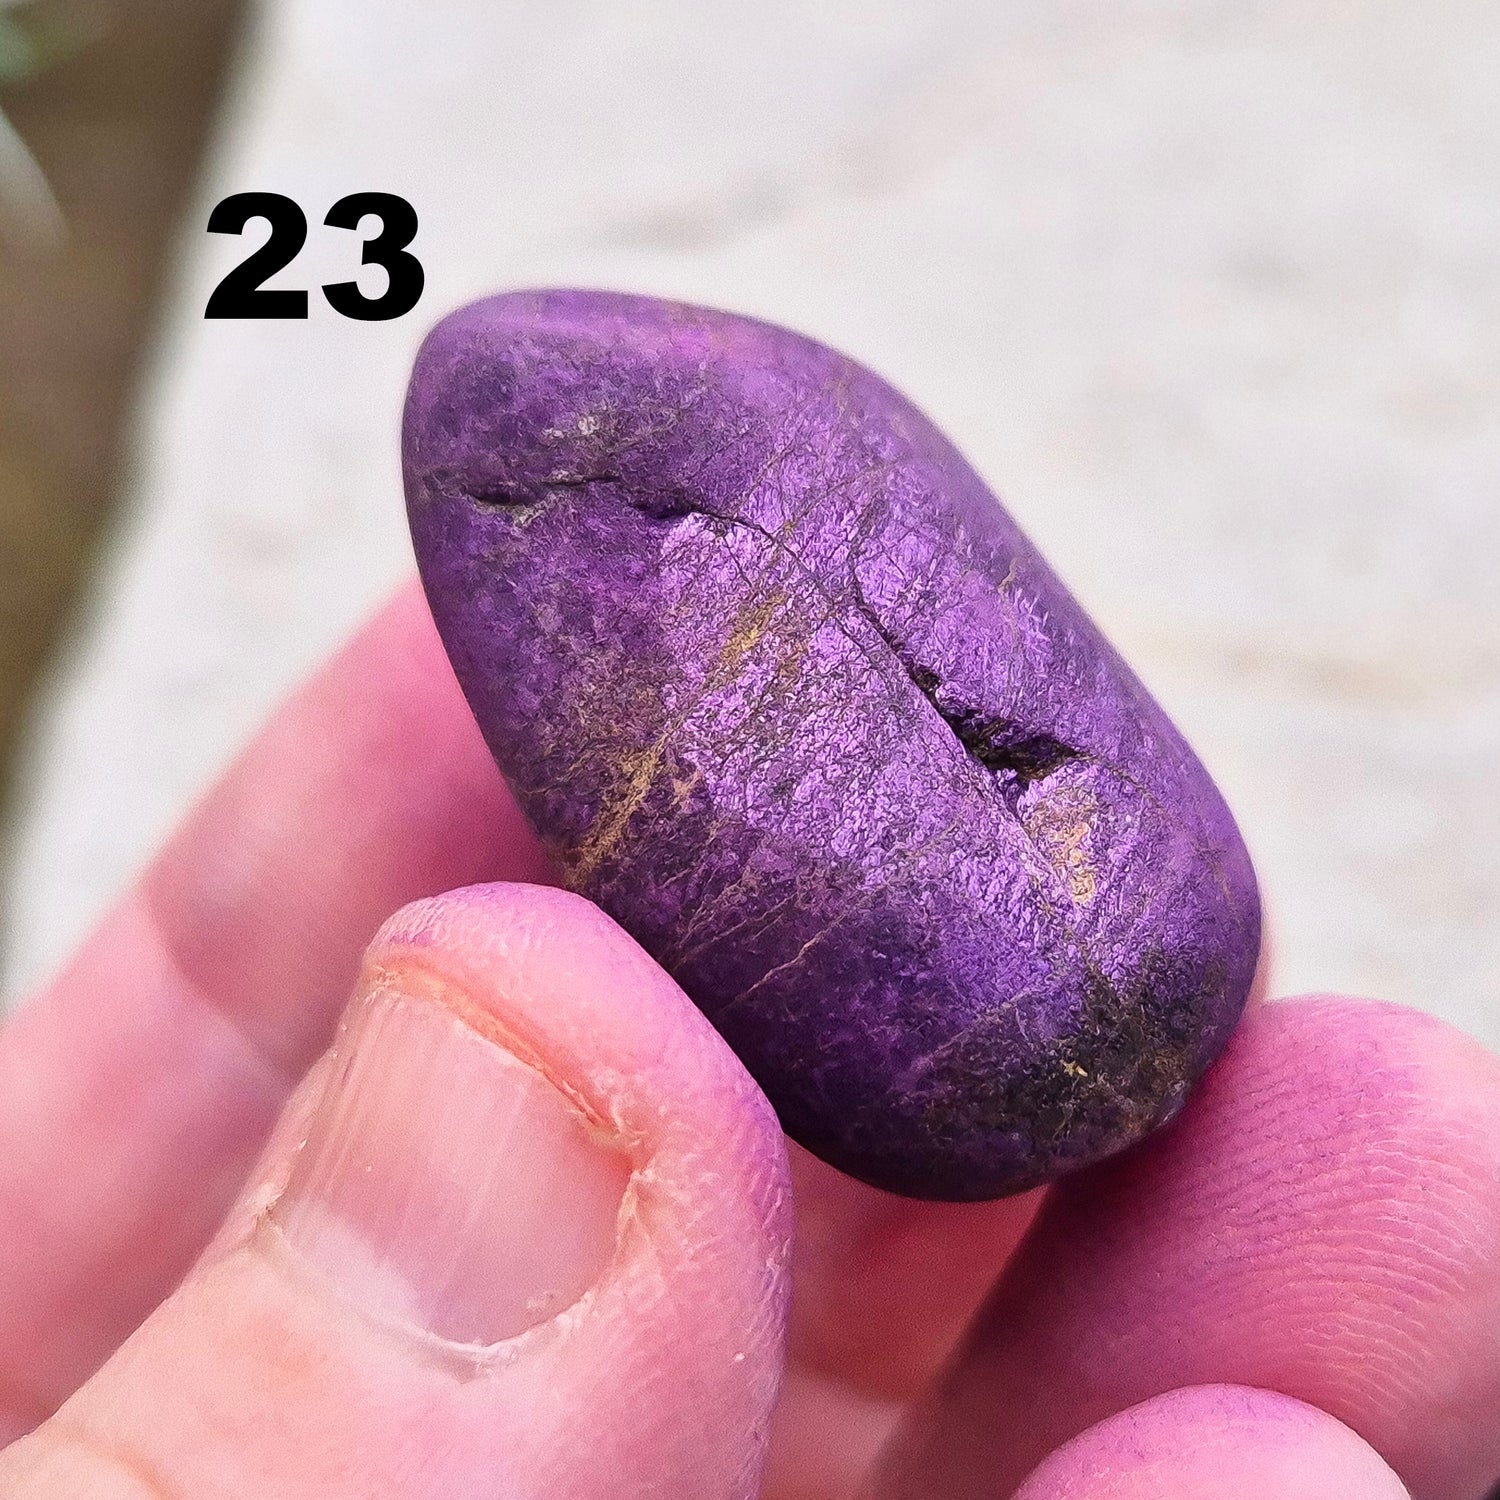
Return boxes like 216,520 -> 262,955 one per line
0,584 -> 1495,1498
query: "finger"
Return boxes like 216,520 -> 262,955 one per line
0,885 -> 792,1500
782,935 -> 1274,1408
1011,1385 -> 1409,1500
763,1365 -> 903,1500
786,1147 -> 1041,1401
871,997 -> 1500,1500
757,1155 -> 1041,1500
0,582 -> 550,1436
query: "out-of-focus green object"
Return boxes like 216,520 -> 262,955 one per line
0,0 -> 245,856
0,0 -> 105,248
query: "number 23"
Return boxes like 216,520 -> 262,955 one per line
205,192 -> 424,321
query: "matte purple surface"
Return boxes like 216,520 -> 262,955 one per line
403,290 -> 1261,1200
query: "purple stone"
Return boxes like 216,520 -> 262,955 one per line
403,289 -> 1261,1200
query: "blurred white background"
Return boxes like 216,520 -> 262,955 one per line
3,0 -> 1497,1041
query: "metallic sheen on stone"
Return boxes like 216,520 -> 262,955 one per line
403,289 -> 1262,1200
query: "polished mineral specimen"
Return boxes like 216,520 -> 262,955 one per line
403,290 -> 1261,1200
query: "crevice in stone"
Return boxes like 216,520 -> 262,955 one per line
464,468 -> 1081,796
848,579 -> 1079,792
934,707 -> 1080,785
463,471 -> 623,509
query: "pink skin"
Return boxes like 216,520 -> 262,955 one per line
871,994 -> 1500,1500
0,582 -> 1495,1497
1013,1386 -> 1409,1499
0,585 -> 549,1433
3,886 -> 793,1497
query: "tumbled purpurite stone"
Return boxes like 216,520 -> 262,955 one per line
403,289 -> 1261,1201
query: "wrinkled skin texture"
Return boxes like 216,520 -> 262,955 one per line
403,290 -> 1260,1200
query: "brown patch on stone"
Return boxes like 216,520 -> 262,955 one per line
1022,786 -> 1099,905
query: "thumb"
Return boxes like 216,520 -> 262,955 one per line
0,885 -> 792,1500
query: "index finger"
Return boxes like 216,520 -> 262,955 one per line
0,580 -> 551,1437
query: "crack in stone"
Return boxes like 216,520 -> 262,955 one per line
461,469 -> 1080,795
455,463 -> 1149,1055
892,659 -> 1078,788
463,471 -> 624,509
847,575 -> 1079,792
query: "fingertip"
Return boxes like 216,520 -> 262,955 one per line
367,882 -> 796,1362
371,882 -> 792,1180
1013,1385 -> 1410,1499
872,994 -> 1500,1500
3,884 -> 793,1500
1038,995 -> 1500,1494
